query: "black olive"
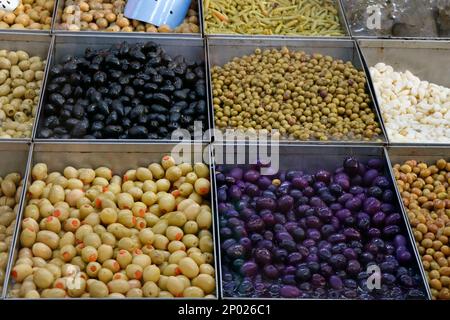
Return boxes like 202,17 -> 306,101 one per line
92,113 -> 105,122
73,86 -> 83,98
92,55 -> 104,65
187,90 -> 197,102
65,118 -> 79,130
149,120 -> 159,129
46,83 -> 59,93
160,85 -> 175,94
60,84 -> 72,98
92,131 -> 103,139
143,93 -> 154,102
72,105 -> 85,119
89,90 -> 102,103
83,135 -> 96,139
173,89 -> 189,101
173,77 -> 183,90
105,54 -> 121,67
174,55 -> 185,64
93,71 -> 107,84
120,59 -> 130,71
110,70 -> 122,79
170,113 -> 181,122
152,74 -> 163,84
128,126 -> 148,139
52,76 -> 67,85
138,114 -> 147,125
49,93 -> 65,107
129,61 -> 141,71
124,86 -> 135,97
148,56 -> 162,66
118,75 -> 130,85
150,104 -> 167,114
98,87 -> 108,95
39,128 -> 53,138
132,78 -> 145,88
144,66 -> 158,76
181,115 -> 193,126
44,116 -> 60,129
161,53 -> 172,64
91,121 -> 104,132
119,42 -> 130,56
136,73 -> 151,81
194,66 -> 205,79
143,41 -> 158,53
63,61 -> 78,74
155,114 -> 167,124
129,105 -> 145,121
121,117 -> 132,129
82,74 -> 92,86
130,49 -> 146,61
111,100 -> 125,117
88,63 -> 100,72
96,101 -> 110,115
63,104 -> 74,112
183,105 -> 195,116
153,93 -> 171,106
60,109 -> 71,122
184,71 -> 196,83
158,126 -> 169,137
148,132 -> 159,139
103,125 -> 123,138
173,101 -> 188,110
136,91 -> 144,99
173,64 -> 187,76
109,83 -> 122,97
53,127 -> 68,135
49,65 -> 63,77
196,100 -> 206,114
71,122 -> 87,138
44,104 -> 57,116
124,106 -> 132,116
86,104 -> 97,115
195,82 -> 206,98
105,111 -> 119,125
159,68 -> 175,79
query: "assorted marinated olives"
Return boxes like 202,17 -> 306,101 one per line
0,172 -> 24,294
393,158 -> 450,300
217,157 -> 426,299
38,41 -> 207,140
9,156 -> 216,298
0,49 -> 46,139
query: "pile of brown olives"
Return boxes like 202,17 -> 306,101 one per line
393,158 -> 450,300
9,156 -> 216,298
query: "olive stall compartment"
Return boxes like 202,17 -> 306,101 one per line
33,34 -> 212,143
0,0 -> 57,35
3,142 -> 220,299
0,32 -> 52,143
0,141 -> 32,299
211,143 -> 431,300
357,39 -> 450,146
385,146 -> 450,300
202,0 -> 350,39
206,37 -> 388,145
52,0 -> 203,37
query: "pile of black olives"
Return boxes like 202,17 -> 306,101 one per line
38,41 -> 207,139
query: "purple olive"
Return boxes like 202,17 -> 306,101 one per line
303,186 -> 315,197
245,183 -> 260,197
306,216 -> 322,229
394,235 -> 407,248
363,169 -> 379,186
287,252 -> 303,265
280,285 -> 301,298
254,248 -> 272,265
306,229 -> 322,241
255,197 -> 277,211
346,260 -> 361,275
336,209 -> 352,222
226,244 -> 245,259
380,203 -> 394,213
343,228 -> 361,240
228,185 -> 242,201
246,216 -> 265,232
367,227 -> 381,238
229,167 -> 244,180
328,233 -> 346,243
240,261 -> 258,277
372,211 -> 386,226
396,246 -> 412,264
278,195 -> 294,213
329,203 -> 343,211
385,213 -> 401,226
329,275 -> 344,290
315,170 -> 332,184
345,197 -> 362,212
338,193 -> 353,204
363,197 -> 381,215
343,157 -> 359,176
382,190 -> 395,203
311,273 -> 326,288
263,264 -> 279,279
368,159 -> 383,170
343,248 -> 357,260
292,176 -> 310,189
243,169 -> 260,183
383,225 -> 401,238
317,207 -> 333,222
373,176 -> 390,189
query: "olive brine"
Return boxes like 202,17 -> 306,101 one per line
217,157 -> 426,299
38,41 -> 207,140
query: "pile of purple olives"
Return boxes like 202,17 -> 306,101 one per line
216,157 -> 427,299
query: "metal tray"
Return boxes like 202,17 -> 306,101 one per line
0,33 -> 52,143
340,0 -> 450,40
212,143 -> 430,300
385,146 -> 450,300
358,39 -> 450,146
4,142 -> 219,299
52,0 -> 203,37
0,0 -> 57,35
33,34 -> 212,144
0,141 -> 31,299
203,0 -> 351,39
207,37 -> 388,145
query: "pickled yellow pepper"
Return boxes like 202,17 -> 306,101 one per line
204,0 -> 344,36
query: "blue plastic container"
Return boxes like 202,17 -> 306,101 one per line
124,0 -> 192,29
